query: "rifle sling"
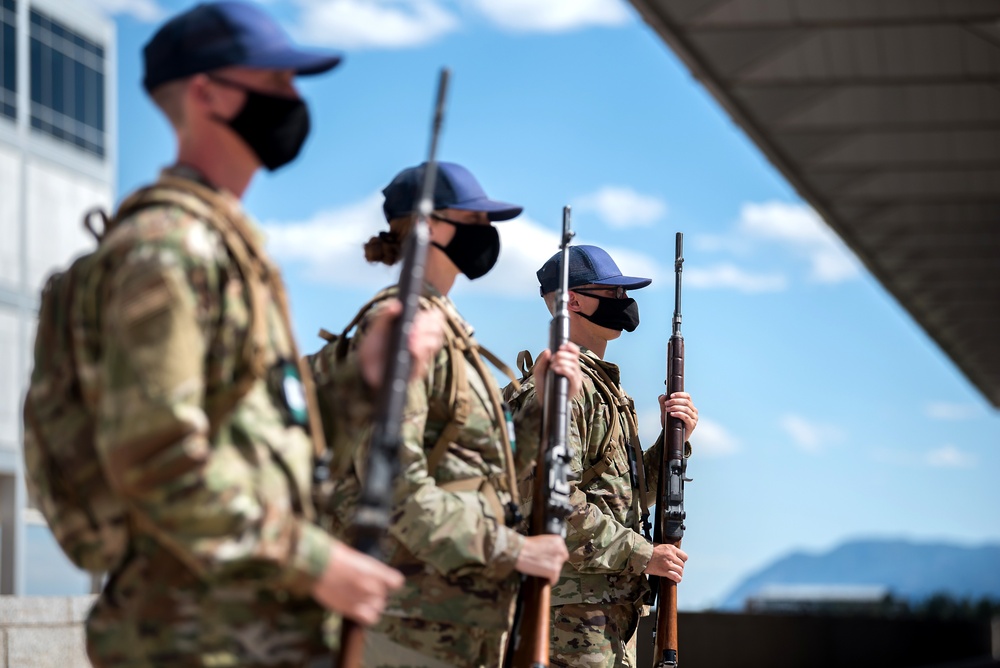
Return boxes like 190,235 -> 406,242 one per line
432,294 -> 521,506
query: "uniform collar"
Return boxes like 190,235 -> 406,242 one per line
162,164 -> 218,190
580,347 -> 621,386
422,282 -> 474,337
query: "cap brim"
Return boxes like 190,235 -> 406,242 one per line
451,197 -> 523,222
243,47 -> 343,75
590,275 -> 653,290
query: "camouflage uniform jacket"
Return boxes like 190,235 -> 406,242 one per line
87,169 -> 334,659
507,348 -> 663,609
317,286 -> 525,631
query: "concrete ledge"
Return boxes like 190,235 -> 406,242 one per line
0,596 -> 95,668
69,597 -> 97,624
6,624 -> 90,668
0,596 -> 95,625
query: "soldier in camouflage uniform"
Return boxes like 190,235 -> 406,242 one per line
505,245 -> 699,668
314,162 -> 578,668
84,4 -> 405,666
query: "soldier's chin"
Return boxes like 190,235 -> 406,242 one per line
601,325 -> 625,340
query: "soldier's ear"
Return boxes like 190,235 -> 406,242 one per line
567,291 -> 584,313
188,74 -> 230,119
187,74 -> 213,108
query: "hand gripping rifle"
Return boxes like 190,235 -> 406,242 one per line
651,232 -> 690,668
506,207 -> 576,668
336,68 -> 451,668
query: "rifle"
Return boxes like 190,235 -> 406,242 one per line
651,232 -> 689,668
506,207 -> 576,668
336,67 -> 451,668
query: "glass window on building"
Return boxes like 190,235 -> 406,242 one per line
29,8 -> 105,158
0,0 -> 15,121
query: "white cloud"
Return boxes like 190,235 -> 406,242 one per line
924,401 -> 981,421
691,233 -> 753,256
469,0 -> 630,32
264,195 -> 663,300
82,0 -> 165,21
455,217 -> 562,298
779,414 -> 843,454
689,418 -> 740,457
687,201 -> 860,293
685,263 -> 787,293
575,186 -> 666,229
292,0 -> 459,49
456,221 -> 663,298
873,445 -> 978,469
737,201 -> 860,284
638,409 -> 739,458
924,445 -> 977,469
262,191 -> 399,289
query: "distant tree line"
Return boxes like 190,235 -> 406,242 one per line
744,591 -> 1000,619
879,593 -> 1000,621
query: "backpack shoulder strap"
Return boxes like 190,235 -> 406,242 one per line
328,288 -> 397,357
576,354 -> 650,529
425,320 -> 469,473
427,296 -> 521,507
516,350 -> 534,380
577,359 -> 621,487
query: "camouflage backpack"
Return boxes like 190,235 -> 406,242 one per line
21,177 -> 278,574
307,289 -> 522,518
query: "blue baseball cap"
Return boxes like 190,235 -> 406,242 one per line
143,1 -> 342,93
382,162 -> 523,222
537,245 -> 652,295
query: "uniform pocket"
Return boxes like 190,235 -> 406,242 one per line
606,439 -> 632,479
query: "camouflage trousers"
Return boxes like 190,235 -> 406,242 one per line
549,602 -> 640,668
86,546 -> 329,668
363,616 -> 508,668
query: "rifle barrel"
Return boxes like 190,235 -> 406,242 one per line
653,232 -> 687,668
508,207 -> 574,668
338,67 -> 451,668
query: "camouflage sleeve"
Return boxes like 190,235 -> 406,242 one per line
387,351 -> 526,580
506,376 -> 542,474
307,341 -> 375,478
97,232 -> 330,592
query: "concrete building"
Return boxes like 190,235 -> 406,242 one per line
0,0 -> 115,595
745,583 -> 894,615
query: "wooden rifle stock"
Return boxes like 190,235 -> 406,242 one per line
506,207 -> 575,668
336,68 -> 451,668
511,578 -> 552,668
652,232 -> 687,668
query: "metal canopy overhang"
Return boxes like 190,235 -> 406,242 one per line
628,0 -> 1000,408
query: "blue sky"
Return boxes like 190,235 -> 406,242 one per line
67,0 -> 1000,609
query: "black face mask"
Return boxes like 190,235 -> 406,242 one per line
579,294 -> 641,332
431,215 -> 500,280
210,77 -> 311,171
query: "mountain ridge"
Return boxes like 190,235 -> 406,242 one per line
718,538 -> 1000,611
